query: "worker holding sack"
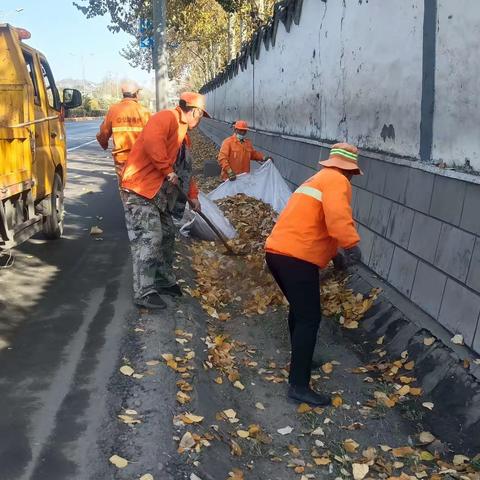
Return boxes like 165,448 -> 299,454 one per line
265,143 -> 363,406
218,120 -> 272,181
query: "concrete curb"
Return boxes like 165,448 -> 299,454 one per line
342,266 -> 480,454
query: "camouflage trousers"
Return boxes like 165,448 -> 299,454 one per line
123,189 -> 176,300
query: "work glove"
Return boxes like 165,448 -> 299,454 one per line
343,245 -> 362,266
227,168 -> 237,181
332,252 -> 347,271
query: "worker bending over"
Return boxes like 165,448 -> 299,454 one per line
121,92 -> 207,310
96,81 -> 150,178
265,143 -> 363,406
218,120 -> 272,181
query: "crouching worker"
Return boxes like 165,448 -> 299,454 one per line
218,120 -> 272,181
264,143 -> 363,406
121,92 -> 208,310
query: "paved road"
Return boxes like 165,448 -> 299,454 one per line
0,120 -> 133,480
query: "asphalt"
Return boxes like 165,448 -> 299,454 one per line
0,120 -> 135,480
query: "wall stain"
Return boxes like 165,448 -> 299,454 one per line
381,124 -> 396,142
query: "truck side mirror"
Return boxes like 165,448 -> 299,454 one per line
63,88 -> 82,109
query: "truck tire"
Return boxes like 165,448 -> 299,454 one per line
43,173 -> 64,239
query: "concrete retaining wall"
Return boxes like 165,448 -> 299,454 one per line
199,0 -> 480,353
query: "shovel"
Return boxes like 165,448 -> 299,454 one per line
173,184 -> 238,256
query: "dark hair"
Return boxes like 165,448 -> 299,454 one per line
179,99 -> 194,113
123,92 -> 137,98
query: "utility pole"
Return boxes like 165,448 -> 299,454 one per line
152,0 -> 169,111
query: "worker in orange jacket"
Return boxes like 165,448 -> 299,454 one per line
265,143 -> 363,406
121,92 -> 207,310
218,120 -> 272,180
96,80 -> 151,178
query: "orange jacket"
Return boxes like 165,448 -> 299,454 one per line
96,98 -> 150,175
265,167 -> 360,268
218,134 -> 264,179
121,107 -> 189,199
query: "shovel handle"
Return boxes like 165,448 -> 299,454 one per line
174,184 -> 236,255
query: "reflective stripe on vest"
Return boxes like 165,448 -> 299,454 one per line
112,126 -> 144,133
294,185 -> 323,202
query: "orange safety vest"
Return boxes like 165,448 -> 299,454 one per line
218,134 -> 264,179
97,98 -> 151,176
265,167 -> 360,268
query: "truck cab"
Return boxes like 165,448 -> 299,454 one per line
0,24 -> 82,249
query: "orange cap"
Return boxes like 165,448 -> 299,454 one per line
319,143 -> 363,175
233,120 -> 250,131
180,92 -> 210,118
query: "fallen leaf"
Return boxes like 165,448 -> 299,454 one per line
233,381 -> 245,390
453,455 -> 470,466
255,402 -> 265,410
423,337 -> 435,346
311,427 -> 325,436
297,403 -> 312,414
161,353 -> 174,362
277,426 -> 293,435
120,365 -> 134,376
380,445 -> 392,452
451,334 -> 464,345
214,376 -> 223,384
353,463 -> 369,480
118,414 -> 141,425
125,409 -> 138,415
140,475 -> 154,480
419,432 -> 436,444
377,336 -> 385,345
228,468 -> 245,479
90,226 -> 103,235
398,385 -> 411,396
314,457 -> 331,466
392,446 -> 416,457
146,360 -> 160,366
332,395 -> 343,408
176,391 -> 191,405
179,432 -> 196,450
182,413 -> 204,424
422,402 -> 434,410
231,439 -> 242,456
109,454 -> 128,468
344,439 -> 360,453
237,430 -> 249,438
223,409 -> 237,419
322,362 -> 334,374
420,451 -> 435,461
404,361 -> 415,371
132,373 -> 144,379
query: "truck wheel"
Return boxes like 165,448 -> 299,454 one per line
43,173 -> 65,239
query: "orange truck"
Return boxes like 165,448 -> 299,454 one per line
0,24 -> 82,249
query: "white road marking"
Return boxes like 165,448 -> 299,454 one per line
67,139 -> 97,152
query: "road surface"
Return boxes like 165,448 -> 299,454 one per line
0,120 -> 134,480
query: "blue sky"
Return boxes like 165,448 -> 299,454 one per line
0,0 -> 154,86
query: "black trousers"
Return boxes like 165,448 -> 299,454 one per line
265,252 -> 321,387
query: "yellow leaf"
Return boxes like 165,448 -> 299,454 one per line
140,475 -> 154,480
352,463 -> 369,480
419,431 -> 436,444
183,413 -> 204,424
237,430 -> 249,438
233,381 -> 245,390
423,337 -> 435,346
161,353 -> 174,362
410,387 -> 423,396
345,321 -> 359,329
297,403 -> 312,414
392,446 -> 416,457
109,454 -> 128,468
322,362 -> 334,374
146,360 -> 160,366
314,457 -> 331,466
404,361 -> 415,371
176,391 -> 191,405
420,451 -> 435,461
344,439 -> 360,453
223,409 -> 237,419
255,402 -> 265,410
332,395 -> 343,408
398,385 -> 410,396
214,376 -> 223,384
132,373 -> 144,379
453,455 -> 470,466
120,365 -> 134,376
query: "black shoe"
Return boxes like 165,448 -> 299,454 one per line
135,293 -> 167,310
157,284 -> 183,297
288,385 -> 331,406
